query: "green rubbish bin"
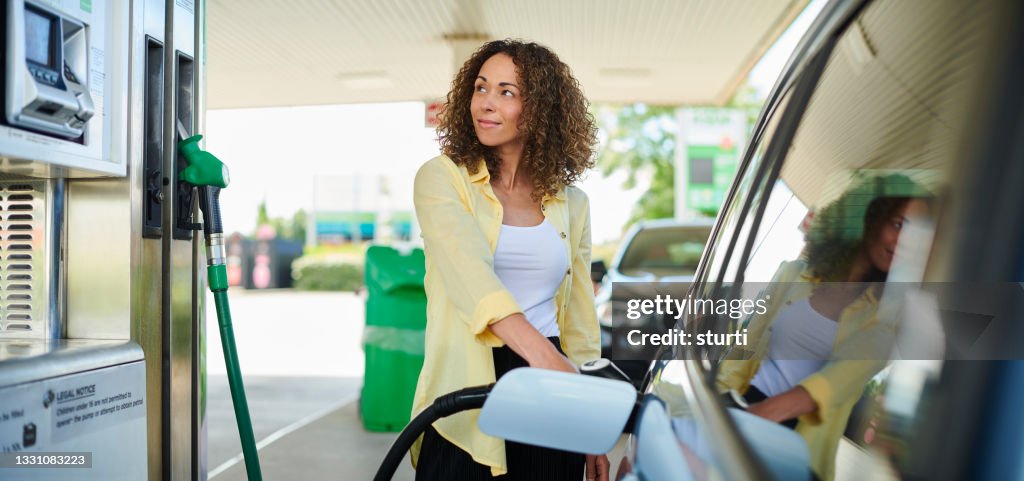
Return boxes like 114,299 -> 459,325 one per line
360,245 -> 427,431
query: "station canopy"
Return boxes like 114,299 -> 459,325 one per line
207,0 -> 808,109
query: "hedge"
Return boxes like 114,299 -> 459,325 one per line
292,257 -> 364,291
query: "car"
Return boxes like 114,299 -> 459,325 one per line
595,219 -> 713,383
615,0 -> 1024,480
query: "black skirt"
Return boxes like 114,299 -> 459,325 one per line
415,337 -> 586,480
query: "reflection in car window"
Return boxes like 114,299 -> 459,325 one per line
704,0 -> 1013,480
719,175 -> 933,480
642,89 -> 800,481
742,181 -> 807,282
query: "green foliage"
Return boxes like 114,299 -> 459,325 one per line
292,256 -> 364,291
864,378 -> 885,398
253,200 -> 307,244
303,242 -> 367,258
594,87 -> 762,231
595,104 -> 677,229
726,81 -> 765,127
280,209 -> 307,245
256,200 -> 270,226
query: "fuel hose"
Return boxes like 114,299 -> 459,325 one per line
179,128 -> 263,481
373,359 -> 639,480
372,384 -> 493,481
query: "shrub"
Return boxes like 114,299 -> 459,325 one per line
292,257 -> 364,291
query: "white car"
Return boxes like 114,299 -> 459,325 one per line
596,218 -> 713,382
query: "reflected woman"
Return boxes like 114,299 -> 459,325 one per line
718,175 -> 930,481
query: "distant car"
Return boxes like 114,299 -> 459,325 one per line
595,218 -> 713,382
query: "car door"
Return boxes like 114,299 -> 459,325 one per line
627,0 -> 1024,480
619,5 -> 840,475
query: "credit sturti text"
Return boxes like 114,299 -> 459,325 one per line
627,328 -> 749,347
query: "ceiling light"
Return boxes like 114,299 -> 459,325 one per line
337,71 -> 393,90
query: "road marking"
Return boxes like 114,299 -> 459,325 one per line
209,393 -> 359,479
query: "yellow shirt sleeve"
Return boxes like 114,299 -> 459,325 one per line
413,157 -> 522,347
798,319 -> 890,425
559,189 -> 601,365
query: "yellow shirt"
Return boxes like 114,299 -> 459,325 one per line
409,155 -> 601,476
717,260 -> 890,481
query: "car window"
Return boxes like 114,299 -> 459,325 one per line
707,0 -> 1016,480
619,226 -> 711,277
696,88 -> 794,293
639,87 -> 806,481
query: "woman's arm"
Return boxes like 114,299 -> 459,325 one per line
415,158 -> 576,372
750,317 -> 890,424
490,313 -> 577,373
414,158 -> 522,347
796,321 -> 892,424
746,386 -> 818,423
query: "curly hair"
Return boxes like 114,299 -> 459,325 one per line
804,174 -> 929,281
437,39 -> 597,201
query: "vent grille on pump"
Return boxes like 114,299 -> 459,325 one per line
0,182 -> 47,337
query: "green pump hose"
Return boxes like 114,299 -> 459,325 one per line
210,265 -> 262,481
180,130 -> 263,481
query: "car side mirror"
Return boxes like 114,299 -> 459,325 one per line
477,368 -> 636,454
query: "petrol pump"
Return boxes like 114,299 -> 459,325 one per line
0,1 -> 209,480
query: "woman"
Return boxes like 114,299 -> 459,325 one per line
717,176 -> 930,481
410,39 -> 609,481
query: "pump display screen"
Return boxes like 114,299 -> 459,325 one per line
25,8 -> 55,68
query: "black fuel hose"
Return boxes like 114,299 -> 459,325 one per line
374,361 -> 639,480
373,384 -> 493,481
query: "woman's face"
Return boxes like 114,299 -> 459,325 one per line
470,53 -> 523,149
867,199 -> 924,272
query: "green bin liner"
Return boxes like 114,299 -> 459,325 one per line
360,245 -> 427,431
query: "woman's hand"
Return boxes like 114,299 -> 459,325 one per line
530,349 -> 578,373
746,386 -> 817,423
586,454 -> 610,481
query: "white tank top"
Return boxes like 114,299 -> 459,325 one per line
750,297 -> 838,397
493,219 -> 568,337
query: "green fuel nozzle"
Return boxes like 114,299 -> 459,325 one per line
178,134 -> 230,189
176,126 -> 263,481
178,133 -> 229,238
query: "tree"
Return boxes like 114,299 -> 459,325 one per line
726,80 -> 765,128
595,104 -> 677,229
287,209 -> 307,245
255,199 -> 271,226
595,82 -> 764,232
253,200 -> 306,244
